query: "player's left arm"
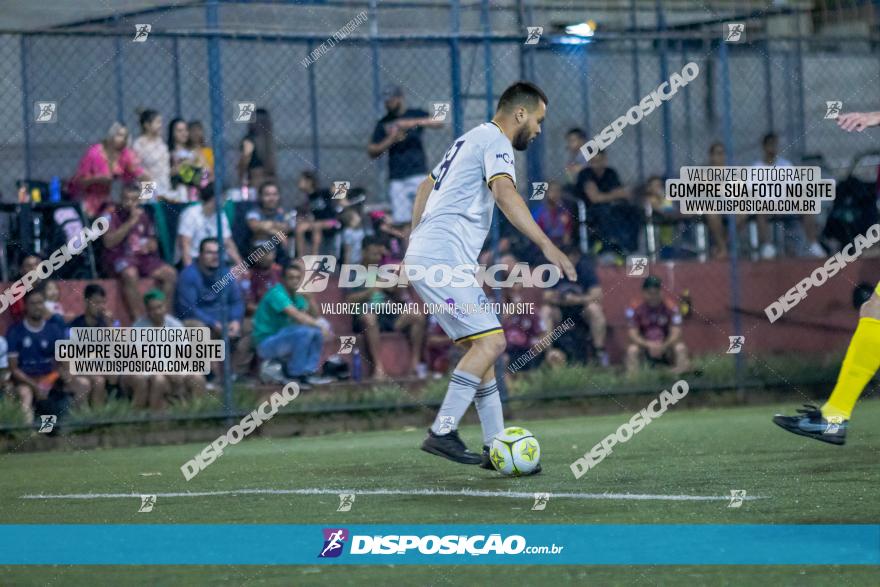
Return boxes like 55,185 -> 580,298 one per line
410,176 -> 434,233
491,177 -> 576,281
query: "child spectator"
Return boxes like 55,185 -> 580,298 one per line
132,109 -> 172,200
340,207 -> 365,264
533,181 -> 574,247
295,171 -> 342,256
370,210 -> 407,263
187,120 -> 214,182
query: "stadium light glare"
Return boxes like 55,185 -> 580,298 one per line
565,20 -> 596,38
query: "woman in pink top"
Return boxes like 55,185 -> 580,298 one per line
70,122 -> 147,217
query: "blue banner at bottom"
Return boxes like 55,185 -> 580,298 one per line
1,525 -> 878,565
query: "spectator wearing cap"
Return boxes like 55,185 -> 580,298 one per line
102,183 -> 177,320
625,276 -> 690,377
368,86 -> 445,225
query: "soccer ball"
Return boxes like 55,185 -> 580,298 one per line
489,426 -> 541,476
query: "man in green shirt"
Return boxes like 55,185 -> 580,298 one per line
253,260 -> 332,388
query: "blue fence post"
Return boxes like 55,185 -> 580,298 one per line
762,38 -> 774,132
20,35 -> 31,181
719,39 -> 745,395
205,0 -> 234,423
630,0 -> 645,183
656,1 -> 673,179
368,0 -> 383,198
680,40 -> 693,165
306,40 -> 320,170
794,10 -> 807,159
449,0 -> 463,138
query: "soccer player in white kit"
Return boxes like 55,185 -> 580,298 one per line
404,81 -> 576,469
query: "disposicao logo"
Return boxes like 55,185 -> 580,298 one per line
319,528 -> 349,558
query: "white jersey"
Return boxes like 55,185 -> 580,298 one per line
406,122 -> 516,264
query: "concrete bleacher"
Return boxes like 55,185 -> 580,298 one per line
1,256 -> 876,376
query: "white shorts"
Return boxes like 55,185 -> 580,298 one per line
389,174 -> 424,224
403,254 -> 503,344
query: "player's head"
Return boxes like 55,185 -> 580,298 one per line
496,81 -> 548,151
143,289 -> 167,325
565,127 -> 586,152
298,170 -> 318,195
83,284 -> 107,319
258,181 -> 280,210
198,237 -> 221,271
23,287 -> 46,321
708,141 -> 725,166
382,86 -> 404,113
362,235 -> 387,265
642,275 -> 663,305
283,260 -> 306,292
762,132 -> 779,157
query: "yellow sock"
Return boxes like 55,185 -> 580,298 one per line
821,316 -> 880,421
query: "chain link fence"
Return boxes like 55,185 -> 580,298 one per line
0,1 -> 878,432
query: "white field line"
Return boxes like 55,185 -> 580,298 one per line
21,487 -> 766,502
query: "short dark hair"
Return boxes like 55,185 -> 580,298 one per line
762,132 -> 778,146
497,81 -> 548,114
199,237 -> 220,253
283,260 -> 305,275
23,284 -> 45,301
363,235 -> 386,250
258,181 -> 278,197
84,284 -> 106,300
566,127 -> 586,138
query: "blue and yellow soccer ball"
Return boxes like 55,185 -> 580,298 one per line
489,426 -> 541,476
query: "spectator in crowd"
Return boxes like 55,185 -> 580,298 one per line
132,109 -> 172,200
43,280 -> 72,324
502,281 -> 546,372
295,171 -> 343,256
167,117 -> 206,202
540,245 -> 608,366
752,132 -> 824,259
642,175 -> 689,259
175,238 -> 245,383
70,121 -> 147,217
132,289 -> 206,409
246,181 -> 292,263
370,210 -> 408,263
564,127 -> 588,187
346,237 -> 426,379
238,107 -> 277,192
7,288 -> 89,424
625,275 -> 690,377
177,183 -> 243,267
103,184 -> 177,319
703,142 -> 742,259
367,86 -> 444,225
0,335 -> 8,397
187,120 -> 214,181
8,254 -> 43,322
575,150 -> 640,261
340,207 -> 365,264
252,260 -> 332,389
237,244 -> 284,376
533,181 -> 574,248
66,284 -> 115,409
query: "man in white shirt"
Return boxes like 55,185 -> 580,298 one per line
177,183 -> 243,266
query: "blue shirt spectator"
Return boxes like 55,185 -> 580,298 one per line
175,237 -> 245,330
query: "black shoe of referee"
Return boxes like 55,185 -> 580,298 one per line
421,429 -> 482,465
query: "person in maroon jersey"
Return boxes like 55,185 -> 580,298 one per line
624,275 -> 690,377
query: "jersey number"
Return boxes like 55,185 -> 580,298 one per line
433,140 -> 465,191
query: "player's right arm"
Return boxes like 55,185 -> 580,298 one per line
410,176 -> 434,233
838,111 -> 880,132
491,177 -> 576,282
